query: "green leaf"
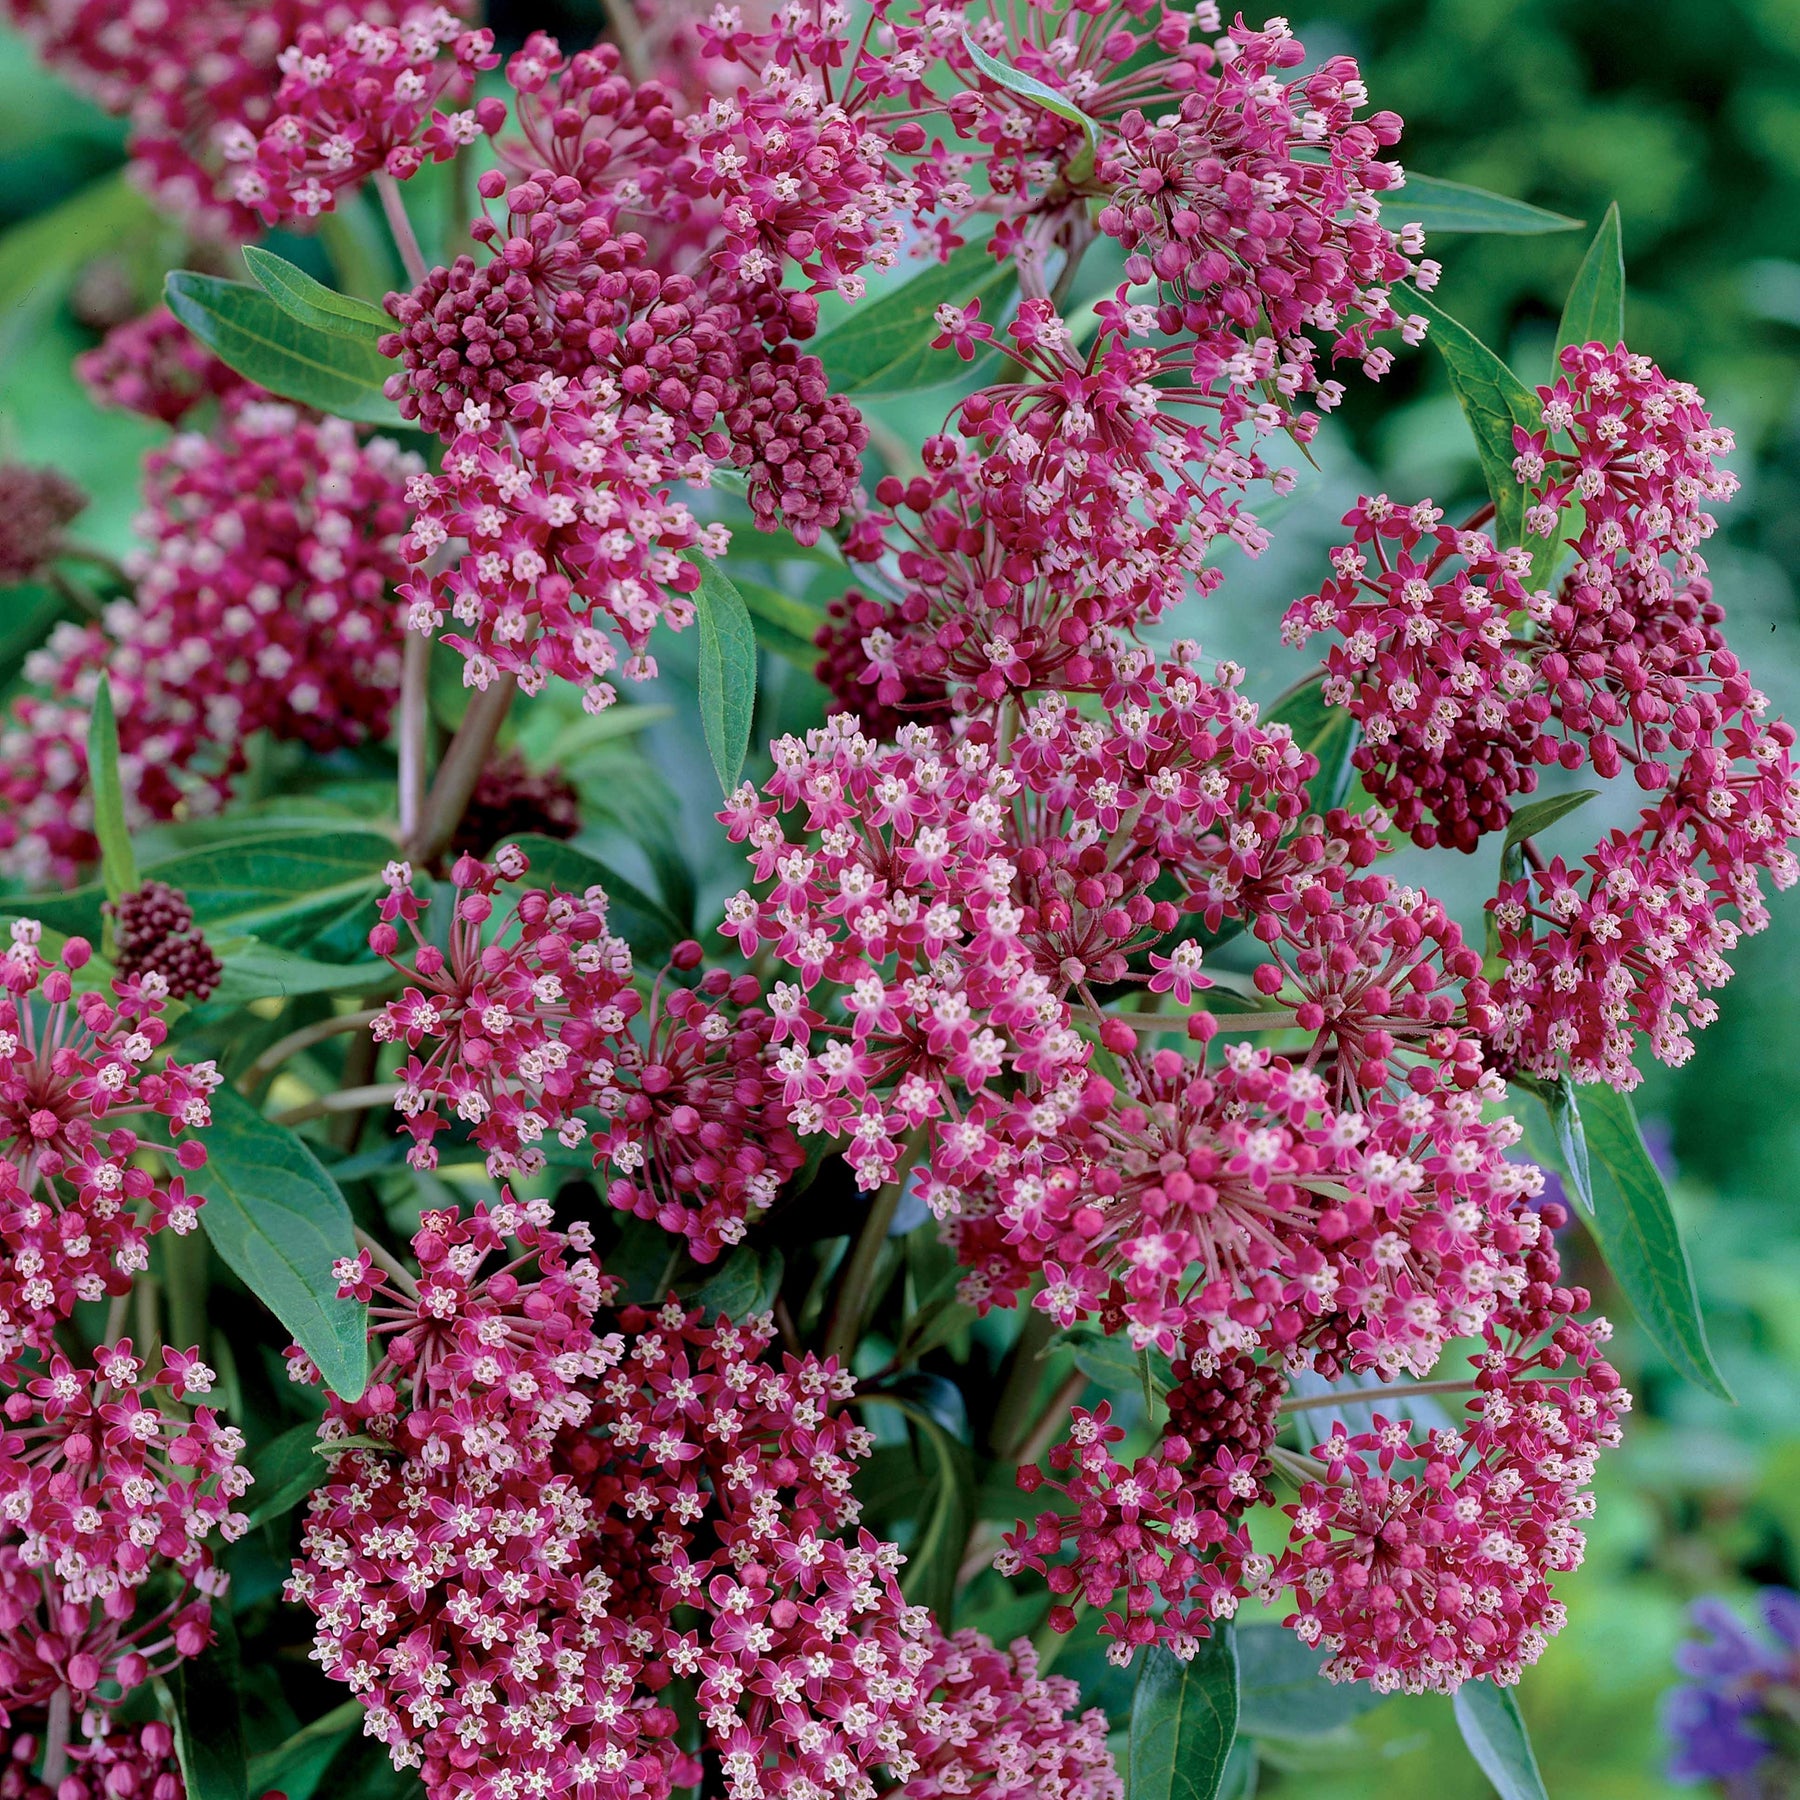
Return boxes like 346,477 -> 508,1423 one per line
242,245 -> 394,339
1499,788 -> 1598,884
686,1245 -> 785,1320
162,1607 -> 249,1800
690,553 -> 758,795
190,1086 -> 368,1401
961,32 -> 1099,147
1234,1624 -> 1387,1738
245,1419 -> 331,1528
1129,1632 -> 1239,1800
1580,1084 -> 1732,1401
1453,1681 -> 1548,1800
245,1700 -> 364,1800
1391,174 -> 1581,236
208,940 -> 393,1007
731,574 -> 828,670
1405,286 -> 1546,567
1540,1074 -> 1595,1214
813,237 -> 1020,397
1265,674 -> 1361,813
86,674 -> 138,906
895,1404 -> 975,1624
164,270 -> 403,427
499,834 -> 687,964
1217,1739 -> 1259,1800
20,830 -> 395,949
1557,203 -> 1626,355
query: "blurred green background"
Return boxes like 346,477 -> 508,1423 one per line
4,2 -> 1800,1793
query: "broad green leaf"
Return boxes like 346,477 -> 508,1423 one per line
245,1700 -> 364,1800
813,237 -> 1020,396
1129,1632 -> 1239,1800
86,675 -> 138,906
164,270 -> 404,426
1498,788 -> 1598,884
1557,203 -> 1626,355
1233,1624 -> 1387,1737
1391,175 -> 1581,236
690,554 -> 758,796
190,1086 -> 368,1401
20,830 -> 394,950
500,834 -> 687,964
1580,1084 -> 1732,1401
242,245 -> 394,339
208,940 -> 393,1007
732,574 -> 826,668
961,32 -> 1100,147
1405,287 -> 1546,567
1053,1326 -> 1170,1408
163,1607 -> 250,1800
1265,674 -> 1361,813
687,1245 -> 785,1320
1453,1681 -> 1548,1800
246,1419 -> 331,1528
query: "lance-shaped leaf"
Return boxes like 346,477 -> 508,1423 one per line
813,237 -> 1020,396
86,674 -> 138,907
1390,175 -> 1581,236
1405,286 -> 1546,569
960,32 -> 1100,147
1541,1073 -> 1595,1214
1129,1632 -> 1239,1800
1557,203 -> 1626,355
245,1700 -> 364,1800
242,245 -> 394,339
1498,788 -> 1598,884
189,1087 -> 368,1401
246,1419 -> 333,1529
165,270 -> 403,426
690,553 -> 758,795
1580,1084 -> 1732,1401
1453,1681 -> 1549,1800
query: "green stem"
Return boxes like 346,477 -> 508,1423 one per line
163,1228 -> 209,1359
987,1305 -> 1057,1458
822,1141 -> 921,1366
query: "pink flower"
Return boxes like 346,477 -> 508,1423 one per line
231,9 -> 504,225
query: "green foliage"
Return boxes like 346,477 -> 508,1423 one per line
1129,1633 -> 1240,1800
241,246 -> 393,337
1396,175 -> 1582,235
690,552 -> 758,794
163,269 -> 403,425
85,674 -> 136,907
164,1609 -> 250,1800
1580,1085 -> 1733,1402
813,235 -> 1020,396
1452,1682 -> 1549,1800
191,1087 -> 368,1402
1557,204 -> 1628,352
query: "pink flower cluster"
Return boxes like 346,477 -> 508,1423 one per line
0,364 -> 418,881
1003,1215 -> 1628,1684
226,7 -> 505,225
368,849 -> 801,1260
3,0 -> 470,236
291,1196 -> 933,1800
1288,345 -> 1800,1085
719,654 -> 1319,1186
0,923 -> 217,1374
0,923 -> 231,1772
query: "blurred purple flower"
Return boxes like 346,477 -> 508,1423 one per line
1664,1589 -> 1800,1790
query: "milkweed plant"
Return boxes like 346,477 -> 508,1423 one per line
0,1 -> 1772,1798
